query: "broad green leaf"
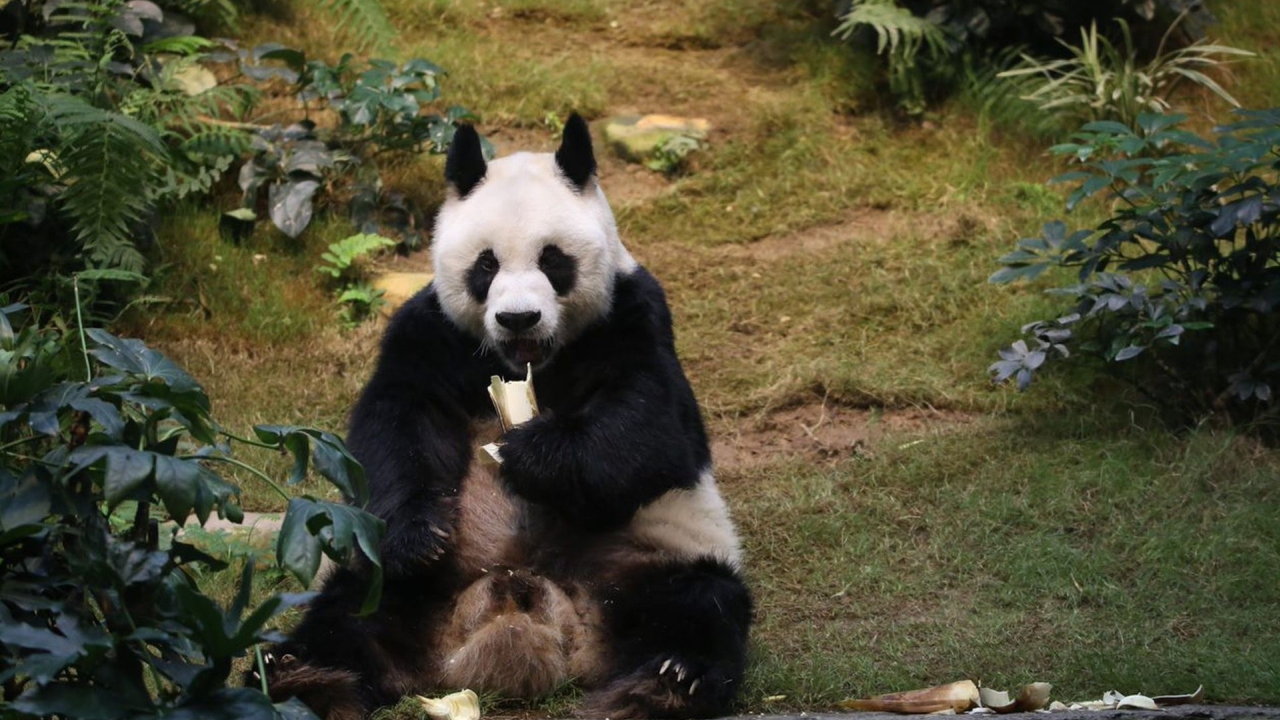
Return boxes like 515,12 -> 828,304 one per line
1114,345 -> 1145,361
107,538 -> 169,585
277,497 -> 383,613
278,497 -> 323,586
10,683 -> 132,720
0,470 -> 52,531
253,425 -> 368,503
268,179 -> 320,238
85,329 -> 204,397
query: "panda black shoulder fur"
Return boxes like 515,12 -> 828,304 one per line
259,115 -> 753,720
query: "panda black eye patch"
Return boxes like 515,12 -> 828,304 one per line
467,249 -> 499,302
539,244 -> 577,296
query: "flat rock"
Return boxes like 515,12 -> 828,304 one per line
373,271 -> 434,315
602,114 -> 710,163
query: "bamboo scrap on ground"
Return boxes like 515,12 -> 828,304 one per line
842,682 -> 1203,714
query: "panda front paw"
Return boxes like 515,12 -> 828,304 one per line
381,516 -> 453,577
497,416 -> 559,503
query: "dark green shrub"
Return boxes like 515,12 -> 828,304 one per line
0,302 -> 384,718
990,109 -> 1280,430
1,0 -> 475,310
833,0 -> 1216,114
232,49 -> 484,241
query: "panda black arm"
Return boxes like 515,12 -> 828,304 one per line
499,269 -> 706,530
346,288 -> 491,578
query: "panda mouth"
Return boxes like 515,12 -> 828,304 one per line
504,337 -> 550,366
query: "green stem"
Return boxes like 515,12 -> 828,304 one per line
254,645 -> 269,695
73,276 -> 91,382
0,435 -> 45,454
186,454 -> 291,503
219,429 -> 282,451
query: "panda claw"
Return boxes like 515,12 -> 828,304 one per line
689,679 -> 701,695
263,652 -> 275,666
677,666 -> 687,683
430,525 -> 449,538
659,658 -> 672,676
251,671 -> 260,682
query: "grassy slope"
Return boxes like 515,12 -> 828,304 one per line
132,0 -> 1280,712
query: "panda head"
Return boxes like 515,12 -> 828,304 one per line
432,114 -> 636,372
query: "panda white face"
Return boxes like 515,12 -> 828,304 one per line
433,118 -> 636,372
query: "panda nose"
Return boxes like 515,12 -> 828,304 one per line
496,311 -> 541,332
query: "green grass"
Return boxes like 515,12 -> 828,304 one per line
124,0 -> 1280,713
737,419 -> 1280,706
1209,0 -> 1280,112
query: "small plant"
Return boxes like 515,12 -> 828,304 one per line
0,301 -> 385,718
990,109 -> 1280,430
997,17 -> 1253,129
833,0 -> 948,114
317,233 -> 397,281
645,135 -> 702,175
317,233 -> 396,324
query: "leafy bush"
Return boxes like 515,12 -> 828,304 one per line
1,0 -> 476,312
990,109 -> 1280,429
832,0 -> 1219,114
997,18 -> 1252,129
233,50 -> 482,240
0,0 -> 255,294
0,302 -> 385,718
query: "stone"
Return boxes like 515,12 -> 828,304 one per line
372,271 -> 434,315
602,114 -> 710,164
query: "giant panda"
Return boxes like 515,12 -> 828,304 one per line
259,115 -> 752,720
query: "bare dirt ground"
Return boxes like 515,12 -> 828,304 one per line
712,397 -> 975,470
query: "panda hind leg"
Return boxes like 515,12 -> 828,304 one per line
581,557 -> 753,720
253,569 -> 452,719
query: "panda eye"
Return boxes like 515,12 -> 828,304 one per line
539,244 -> 577,297
476,250 -> 499,273
466,250 -> 500,303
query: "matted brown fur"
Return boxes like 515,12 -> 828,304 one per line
432,420 -> 611,696
265,660 -> 364,720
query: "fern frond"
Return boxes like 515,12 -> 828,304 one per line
180,126 -> 252,157
833,0 -> 946,60
314,0 -> 395,51
45,94 -> 167,272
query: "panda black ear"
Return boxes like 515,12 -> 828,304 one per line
555,113 -> 596,192
445,124 -> 487,199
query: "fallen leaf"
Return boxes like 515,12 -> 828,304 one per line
842,680 -> 980,714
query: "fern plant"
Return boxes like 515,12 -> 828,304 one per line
316,0 -> 395,51
316,233 -> 395,324
317,233 -> 396,281
0,0 -> 256,301
833,0 -> 950,114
